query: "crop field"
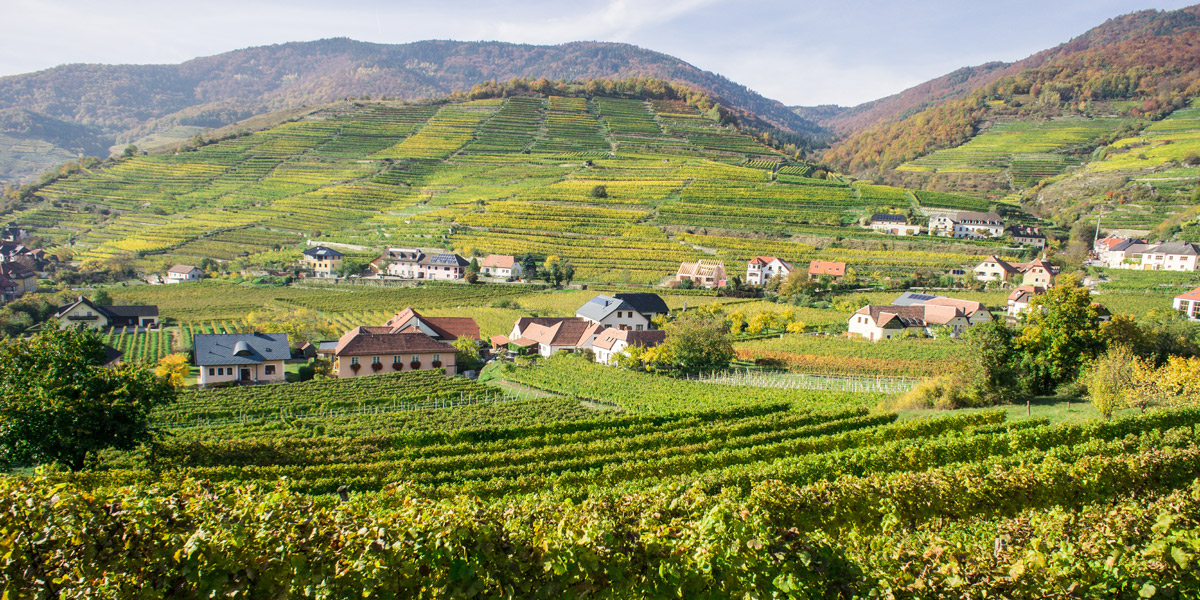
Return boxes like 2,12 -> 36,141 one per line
15,93 -> 1048,283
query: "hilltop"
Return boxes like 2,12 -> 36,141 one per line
0,39 -> 825,184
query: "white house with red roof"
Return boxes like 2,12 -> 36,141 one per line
1174,286 -> 1200,320
480,255 -> 522,279
745,256 -> 793,285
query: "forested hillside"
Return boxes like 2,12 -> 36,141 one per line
0,39 -> 825,184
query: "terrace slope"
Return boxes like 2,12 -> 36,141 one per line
0,39 -> 825,184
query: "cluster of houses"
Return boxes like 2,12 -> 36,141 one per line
865,211 -> 1046,248
848,293 -> 993,341
189,293 -> 673,387
675,257 -> 849,289
301,245 -> 526,281
0,228 -> 47,304
1094,236 -> 1200,271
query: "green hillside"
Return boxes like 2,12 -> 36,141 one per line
13,89 -> 1028,283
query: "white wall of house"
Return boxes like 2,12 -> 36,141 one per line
1142,252 -> 1198,272
592,310 -> 650,331
422,265 -> 464,280
57,305 -> 108,330
167,270 -> 202,283
1175,297 -> 1200,319
870,222 -> 920,236
199,360 -> 285,386
974,262 -> 1012,282
955,223 -> 1003,239
387,262 -> 423,278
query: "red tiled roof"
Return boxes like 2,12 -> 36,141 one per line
1176,286 -> 1200,302
385,308 -> 480,340
523,320 -> 602,347
808,260 -> 846,276
489,335 -> 510,347
481,255 -> 516,269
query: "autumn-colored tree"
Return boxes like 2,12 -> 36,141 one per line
1013,276 -> 1105,394
155,354 -> 191,388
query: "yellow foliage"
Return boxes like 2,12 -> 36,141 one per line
155,353 -> 191,388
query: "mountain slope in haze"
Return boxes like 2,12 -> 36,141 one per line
0,39 -> 824,184
823,4 -> 1200,179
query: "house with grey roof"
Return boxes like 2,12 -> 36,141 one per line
302,246 -> 344,278
1141,242 -> 1200,271
613,293 -> 669,325
575,295 -> 652,331
418,253 -> 469,280
193,332 -> 290,387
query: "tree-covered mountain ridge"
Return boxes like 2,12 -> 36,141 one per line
0,39 -> 825,184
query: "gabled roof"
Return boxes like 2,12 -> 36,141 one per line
1150,242 -> 1200,256
1008,285 -> 1045,303
53,296 -> 158,320
303,246 -> 343,259
383,248 -> 425,262
855,304 -> 966,328
194,333 -> 290,366
923,296 -> 987,317
892,292 -> 940,306
1005,225 -> 1044,238
955,211 -> 1003,225
0,262 -> 35,278
1176,286 -> 1200,302
334,326 -> 454,356
871,214 -> 906,222
522,320 -> 602,348
168,264 -> 201,275
808,260 -> 846,277
384,308 -> 479,340
489,335 -> 511,347
576,295 -> 637,322
1097,235 -> 1128,250
1021,259 -> 1056,273
977,256 -> 1020,273
0,274 -> 16,290
613,293 -> 670,315
481,255 -> 517,268
421,253 -> 469,267
512,317 -> 581,337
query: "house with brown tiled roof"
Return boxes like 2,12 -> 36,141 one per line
592,329 -> 667,366
807,260 -> 846,281
848,302 -> 971,341
0,274 -> 18,304
746,256 -> 793,285
922,297 -> 993,324
384,308 -> 480,341
480,255 -> 522,279
973,256 -> 1059,287
0,262 -> 37,294
676,260 -> 726,288
332,326 -> 457,378
1007,285 -> 1046,318
518,319 -> 604,357
974,256 -> 1022,283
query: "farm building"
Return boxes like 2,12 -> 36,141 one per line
194,332 -> 290,387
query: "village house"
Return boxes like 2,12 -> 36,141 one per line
375,248 -> 425,278
1140,242 -> 1200,271
973,256 -> 1058,286
54,297 -> 159,330
1007,285 -> 1045,318
592,329 -> 667,366
848,304 -> 971,341
576,295 -> 652,331
676,260 -> 726,288
869,214 -> 920,236
419,253 -> 470,280
480,255 -> 523,279
808,260 -> 846,282
612,293 -> 670,324
194,332 -> 290,387
1174,286 -> 1200,320
519,319 -> 604,357
166,264 -> 204,283
920,296 -> 993,324
745,256 -> 793,285
0,275 -> 18,304
302,246 -> 344,278
331,326 -> 457,378
0,262 -> 37,295
1005,225 -> 1046,249
928,211 -> 1005,239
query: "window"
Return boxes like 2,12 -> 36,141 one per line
351,357 -> 359,365
265,365 -> 276,375
372,356 -> 381,365
217,367 -> 224,376
208,368 -> 214,376
433,354 -> 440,362
636,325 -> 643,331
411,355 -> 419,363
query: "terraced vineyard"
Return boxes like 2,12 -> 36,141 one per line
14,352 -> 1200,596
14,89 -> 1030,283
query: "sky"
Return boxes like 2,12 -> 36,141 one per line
0,0 -> 1196,107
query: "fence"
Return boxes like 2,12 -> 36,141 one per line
690,368 -> 920,394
